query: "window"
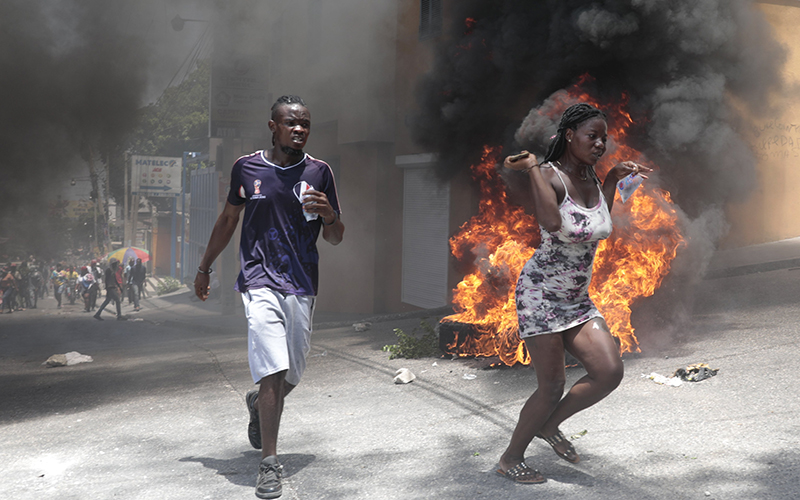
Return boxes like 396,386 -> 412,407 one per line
419,0 -> 442,40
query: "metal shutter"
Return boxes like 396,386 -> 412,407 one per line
187,168 -> 219,283
401,167 -> 449,308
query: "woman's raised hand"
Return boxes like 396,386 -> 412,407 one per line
609,161 -> 652,181
504,151 -> 538,171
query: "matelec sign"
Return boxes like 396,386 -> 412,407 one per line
131,156 -> 182,197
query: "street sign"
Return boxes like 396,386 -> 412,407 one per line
131,156 -> 182,197
209,55 -> 269,140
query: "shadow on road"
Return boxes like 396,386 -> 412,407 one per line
179,452 -> 316,487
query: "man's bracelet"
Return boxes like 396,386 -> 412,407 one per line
321,212 -> 337,226
197,267 -> 212,275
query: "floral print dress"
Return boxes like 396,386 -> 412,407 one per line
516,165 -> 613,338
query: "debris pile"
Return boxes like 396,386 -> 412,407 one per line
673,363 -> 718,382
393,368 -> 415,384
644,363 -> 719,387
44,351 -> 94,368
644,372 -> 683,387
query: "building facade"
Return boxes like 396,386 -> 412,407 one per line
201,0 -> 800,315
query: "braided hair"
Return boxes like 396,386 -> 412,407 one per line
271,95 -> 307,120
543,103 -> 607,163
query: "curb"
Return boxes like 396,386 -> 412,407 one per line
704,257 -> 800,279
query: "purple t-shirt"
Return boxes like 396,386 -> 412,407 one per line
227,151 -> 341,296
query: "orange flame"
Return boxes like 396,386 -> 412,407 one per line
443,79 -> 684,365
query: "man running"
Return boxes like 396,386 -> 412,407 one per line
130,258 -> 146,312
193,95 -> 344,499
51,264 -> 67,309
93,259 -> 125,320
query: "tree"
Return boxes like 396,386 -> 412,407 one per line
129,59 -> 210,159
117,58 -> 211,214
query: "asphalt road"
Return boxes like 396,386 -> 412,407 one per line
1,268 -> 799,500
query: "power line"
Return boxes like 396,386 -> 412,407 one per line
157,23 -> 210,104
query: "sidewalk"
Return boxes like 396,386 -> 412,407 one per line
705,236 -> 800,278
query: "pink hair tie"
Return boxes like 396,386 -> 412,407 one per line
550,134 -> 557,140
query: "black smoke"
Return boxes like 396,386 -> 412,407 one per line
412,0 -> 788,344
413,0 -> 786,215
0,1 -> 148,257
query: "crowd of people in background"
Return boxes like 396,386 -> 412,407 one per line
1,258 -> 46,314
0,255 -> 149,317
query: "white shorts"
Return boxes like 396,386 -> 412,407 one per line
241,288 -> 315,386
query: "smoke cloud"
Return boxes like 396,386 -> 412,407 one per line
414,0 -> 785,213
413,0 -> 788,343
0,1 -> 151,256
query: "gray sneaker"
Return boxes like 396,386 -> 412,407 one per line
246,389 -> 261,449
255,455 -> 283,499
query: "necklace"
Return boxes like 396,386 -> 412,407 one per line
555,161 -> 588,181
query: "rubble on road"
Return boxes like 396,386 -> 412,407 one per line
673,363 -> 719,382
644,362 -> 720,386
43,351 -> 93,368
353,322 -> 372,332
393,368 -> 415,384
643,372 -> 682,386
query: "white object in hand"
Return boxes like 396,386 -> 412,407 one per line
617,173 -> 644,203
297,180 -> 319,221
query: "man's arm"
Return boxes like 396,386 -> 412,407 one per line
301,188 -> 344,245
194,201 -> 245,300
321,214 -> 344,245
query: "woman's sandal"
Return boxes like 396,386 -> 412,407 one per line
537,430 -> 581,463
495,461 -> 546,484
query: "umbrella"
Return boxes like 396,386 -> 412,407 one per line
104,247 -> 150,264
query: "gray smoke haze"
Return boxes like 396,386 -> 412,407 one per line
413,0 -> 788,344
0,1 -> 148,255
0,0 -> 219,257
414,0 -> 785,214
0,0 -> 396,261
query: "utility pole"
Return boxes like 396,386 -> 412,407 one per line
87,144 -> 109,255
104,152 -> 111,253
180,152 -> 207,283
86,164 -> 100,257
124,151 -> 130,247
131,193 -> 140,248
